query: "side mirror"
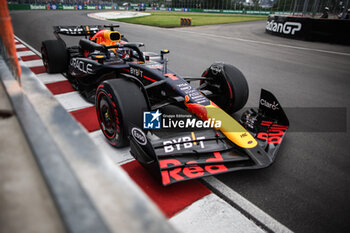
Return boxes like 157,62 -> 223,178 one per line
160,50 -> 169,60
161,50 -> 169,55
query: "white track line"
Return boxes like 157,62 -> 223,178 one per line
170,193 -> 265,233
202,176 -> 293,233
15,36 -> 41,56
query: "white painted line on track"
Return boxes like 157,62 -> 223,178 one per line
55,91 -> 93,112
170,193 -> 265,233
174,29 -> 350,57
89,130 -> 134,165
202,176 -> 293,233
23,59 -> 44,68
15,35 -> 41,56
36,73 -> 67,84
16,50 -> 36,57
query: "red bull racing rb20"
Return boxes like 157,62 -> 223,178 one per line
41,25 -> 289,186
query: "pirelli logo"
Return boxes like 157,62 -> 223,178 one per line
180,17 -> 192,26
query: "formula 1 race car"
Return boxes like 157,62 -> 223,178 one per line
41,25 -> 289,186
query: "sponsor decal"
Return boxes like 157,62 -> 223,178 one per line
163,133 -> 205,153
204,9 -> 221,13
70,58 -> 94,74
86,5 -> 97,10
30,4 -> 46,10
63,5 -> 75,10
131,128 -> 147,145
266,20 -> 302,35
247,11 -> 271,15
160,152 -> 228,185
143,110 -> 161,129
130,67 -> 144,78
260,98 -> 279,110
257,121 -> 288,145
59,26 -> 99,35
223,10 -> 244,14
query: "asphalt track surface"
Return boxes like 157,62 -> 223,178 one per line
10,10 -> 350,233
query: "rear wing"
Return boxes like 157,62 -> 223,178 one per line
53,25 -> 120,38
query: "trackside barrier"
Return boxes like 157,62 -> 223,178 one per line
1,1 -> 20,80
180,17 -> 192,26
266,15 -> 350,45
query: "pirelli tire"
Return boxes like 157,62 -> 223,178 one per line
201,63 -> 249,114
96,78 -> 148,148
41,40 -> 68,73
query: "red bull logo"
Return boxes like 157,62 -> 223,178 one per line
184,95 -> 209,120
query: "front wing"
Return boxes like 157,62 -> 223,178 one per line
130,89 -> 289,186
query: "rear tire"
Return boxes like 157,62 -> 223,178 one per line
96,78 -> 148,147
201,63 -> 249,114
41,40 -> 68,73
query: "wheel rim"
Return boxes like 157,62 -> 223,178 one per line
97,92 -> 119,139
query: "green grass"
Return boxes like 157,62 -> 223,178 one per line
110,11 -> 267,28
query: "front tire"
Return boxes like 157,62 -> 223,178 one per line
96,78 -> 148,147
41,40 -> 68,73
200,63 -> 249,114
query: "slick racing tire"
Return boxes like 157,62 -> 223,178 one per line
41,40 -> 68,73
201,63 -> 249,114
96,78 -> 148,147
